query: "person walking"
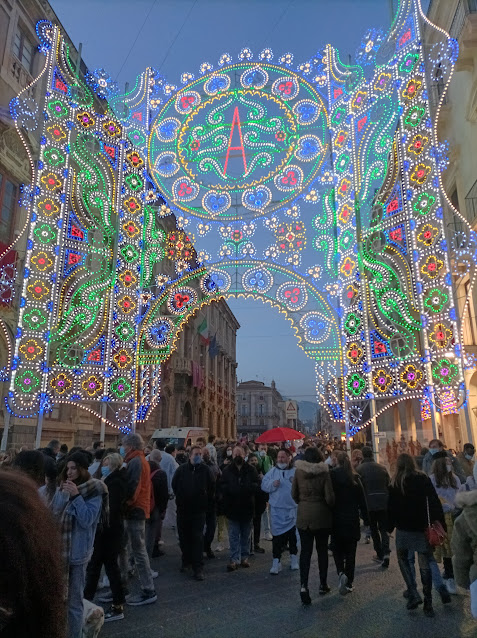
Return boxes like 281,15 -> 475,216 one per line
123,433 -> 157,606
201,446 -> 221,559
357,446 -> 391,568
430,456 -> 463,594
249,454 -> 268,555
146,450 -> 169,563
256,443 -> 273,540
388,453 -> 445,618
261,449 -> 298,574
221,446 -> 259,571
84,453 -> 128,622
292,447 -> 335,606
331,451 -> 368,595
457,443 -> 475,479
451,488 -> 477,595
172,445 -> 215,580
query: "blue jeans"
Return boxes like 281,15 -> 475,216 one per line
408,550 -> 445,590
228,519 -> 252,564
68,563 -> 87,638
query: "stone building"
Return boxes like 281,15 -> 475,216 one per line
0,0 -> 239,449
236,379 -> 287,438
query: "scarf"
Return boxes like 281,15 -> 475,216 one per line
60,478 -> 109,595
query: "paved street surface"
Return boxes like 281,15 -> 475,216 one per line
102,529 -> 475,638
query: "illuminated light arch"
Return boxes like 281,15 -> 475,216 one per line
4,0 -> 475,437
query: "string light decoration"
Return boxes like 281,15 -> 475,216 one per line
4,0 -> 472,433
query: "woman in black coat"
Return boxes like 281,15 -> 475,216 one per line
387,453 -> 445,618
330,451 -> 368,595
84,453 -> 128,622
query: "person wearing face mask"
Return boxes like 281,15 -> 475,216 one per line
84,454 -> 128,622
220,446 -> 259,571
261,449 -> 298,574
254,444 -> 273,541
215,447 -> 234,552
172,445 -> 215,581
430,456 -> 463,595
457,443 -> 475,479
422,439 -> 465,483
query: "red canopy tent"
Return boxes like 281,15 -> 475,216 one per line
255,427 -> 305,443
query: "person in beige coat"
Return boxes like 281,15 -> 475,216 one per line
292,447 -> 335,605
451,489 -> 477,591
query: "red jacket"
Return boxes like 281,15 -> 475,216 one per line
124,449 -> 151,519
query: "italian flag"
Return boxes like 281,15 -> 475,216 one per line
198,318 -> 209,344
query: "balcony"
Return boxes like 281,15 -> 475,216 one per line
172,357 -> 192,376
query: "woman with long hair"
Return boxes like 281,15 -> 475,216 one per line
331,451 -> 368,595
45,451 -> 108,638
292,447 -> 335,606
388,453 -> 445,618
430,456 -> 463,594
0,470 -> 66,638
84,453 -> 127,622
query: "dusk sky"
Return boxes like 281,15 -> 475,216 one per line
50,0 -> 401,402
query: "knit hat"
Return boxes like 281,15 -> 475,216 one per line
67,451 -> 90,470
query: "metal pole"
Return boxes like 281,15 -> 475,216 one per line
35,407 -> 44,449
100,403 -> 106,442
1,411 -> 10,450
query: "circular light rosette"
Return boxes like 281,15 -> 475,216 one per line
242,267 -> 273,293
277,281 -> 308,311
167,287 -> 196,314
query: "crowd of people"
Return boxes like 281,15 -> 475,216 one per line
1,433 -> 477,637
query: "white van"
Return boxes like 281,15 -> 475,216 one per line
150,427 -> 209,448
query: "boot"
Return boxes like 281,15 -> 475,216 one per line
290,554 -> 299,571
423,598 -> 435,617
270,558 -> 282,575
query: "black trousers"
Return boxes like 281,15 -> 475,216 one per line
203,510 -> 217,551
84,531 -> 125,606
253,513 -> 262,547
298,528 -> 330,588
369,510 -> 390,560
333,537 -> 358,586
397,547 -> 432,602
177,510 -> 206,572
272,526 -> 297,559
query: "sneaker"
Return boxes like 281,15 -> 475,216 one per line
319,585 -> 331,595
381,558 -> 390,569
254,545 -> 265,554
240,559 -> 250,568
445,578 -> 457,595
300,587 -> 311,606
290,554 -> 299,571
264,532 -> 273,541
97,592 -> 113,604
270,559 -> 282,575
214,543 -> 224,552
437,584 -> 451,604
339,572 -> 348,595
126,591 -> 157,606
150,570 -> 158,579
104,606 -> 124,622
346,585 -> 354,593
227,562 -> 238,572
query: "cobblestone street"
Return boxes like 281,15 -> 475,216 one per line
102,530 -> 475,638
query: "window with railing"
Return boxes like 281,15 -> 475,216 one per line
449,0 -> 477,39
12,26 -> 34,73
465,179 -> 477,223
0,173 -> 16,244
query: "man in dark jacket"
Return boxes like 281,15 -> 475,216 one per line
201,447 -> 221,559
172,445 -> 215,581
357,446 -> 391,568
220,446 -> 259,571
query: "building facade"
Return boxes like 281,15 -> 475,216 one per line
236,379 -> 288,437
0,0 -> 239,449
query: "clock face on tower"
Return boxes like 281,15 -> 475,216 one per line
148,61 -> 329,221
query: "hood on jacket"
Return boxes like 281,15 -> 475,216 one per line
455,489 -> 477,509
294,460 -> 329,476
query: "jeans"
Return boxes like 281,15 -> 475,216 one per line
398,548 -> 432,602
84,532 -> 125,606
68,563 -> 87,638
298,528 -> 330,588
177,510 -> 206,572
273,526 -> 298,559
408,550 -> 445,591
204,510 -> 217,551
333,538 -> 358,586
126,519 -> 154,593
146,509 -> 161,559
369,510 -> 390,559
228,519 -> 252,563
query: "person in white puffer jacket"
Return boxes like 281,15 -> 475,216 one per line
261,449 -> 298,574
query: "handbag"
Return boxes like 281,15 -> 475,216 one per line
425,496 -> 447,547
